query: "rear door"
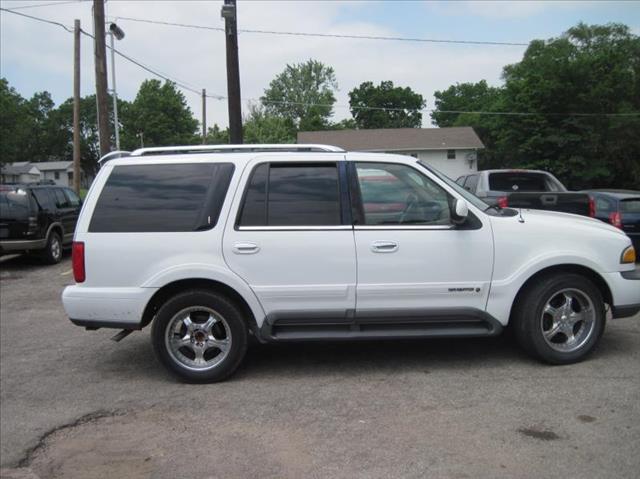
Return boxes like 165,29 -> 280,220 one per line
223,156 -> 357,321
62,188 -> 82,239
52,188 -> 76,242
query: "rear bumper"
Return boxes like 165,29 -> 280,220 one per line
62,285 -> 158,329
0,238 -> 46,253
606,266 -> 640,319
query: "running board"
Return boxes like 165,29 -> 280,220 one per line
260,308 -> 503,342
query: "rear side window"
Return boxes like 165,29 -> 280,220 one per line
238,162 -> 341,227
89,163 -> 234,233
32,189 -> 56,211
621,199 -> 640,213
463,175 -> 479,192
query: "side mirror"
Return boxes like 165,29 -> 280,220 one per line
451,198 -> 469,225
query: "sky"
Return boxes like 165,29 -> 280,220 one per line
1,0 -> 639,130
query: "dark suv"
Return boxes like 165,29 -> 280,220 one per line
0,184 -> 82,264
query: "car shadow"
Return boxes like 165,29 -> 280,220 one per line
0,252 -> 70,274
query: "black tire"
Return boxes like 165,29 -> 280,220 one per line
40,231 -> 62,264
151,290 -> 248,382
512,273 -> 605,364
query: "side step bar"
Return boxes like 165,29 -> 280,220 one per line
259,308 -> 503,342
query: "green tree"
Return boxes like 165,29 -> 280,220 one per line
120,79 -> 199,149
243,104 -> 295,144
348,81 -> 425,129
205,124 -> 229,145
430,23 -> 640,189
261,59 -> 338,131
0,78 -> 32,163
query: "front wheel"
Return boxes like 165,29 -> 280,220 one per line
513,273 -> 605,364
151,290 -> 248,382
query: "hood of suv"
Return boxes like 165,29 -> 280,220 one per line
515,208 -> 627,236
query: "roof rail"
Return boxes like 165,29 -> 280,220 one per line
98,150 -> 132,165
129,144 -> 345,156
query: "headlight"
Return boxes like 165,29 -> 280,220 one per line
621,245 -> 636,264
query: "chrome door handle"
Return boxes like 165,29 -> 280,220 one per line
232,242 -> 260,254
371,240 -> 399,253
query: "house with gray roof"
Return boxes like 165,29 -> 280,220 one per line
297,126 -> 484,179
0,162 -> 41,184
1,161 -> 91,187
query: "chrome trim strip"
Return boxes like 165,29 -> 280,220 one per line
355,225 -> 454,231
238,225 -> 352,231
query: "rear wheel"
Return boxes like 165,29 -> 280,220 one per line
513,273 -> 605,364
151,290 -> 248,382
40,231 -> 62,264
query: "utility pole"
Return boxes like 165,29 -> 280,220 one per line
202,88 -> 207,144
93,0 -> 110,156
221,0 -> 242,144
73,19 -> 81,194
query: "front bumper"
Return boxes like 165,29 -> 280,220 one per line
606,266 -> 640,319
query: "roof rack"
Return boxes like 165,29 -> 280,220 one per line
98,150 -> 132,164
129,144 -> 345,157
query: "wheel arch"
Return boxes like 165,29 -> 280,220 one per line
510,264 -> 613,322
141,278 -> 262,334
46,222 -> 64,240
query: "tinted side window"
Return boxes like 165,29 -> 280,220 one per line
237,163 -> 341,227
63,188 -> 81,207
89,163 -> 234,233
53,188 -> 70,208
237,163 -> 268,227
32,189 -> 55,210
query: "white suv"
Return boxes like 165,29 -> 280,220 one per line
63,144 -> 640,382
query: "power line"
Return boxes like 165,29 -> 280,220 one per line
0,7 -> 215,98
113,15 -> 529,47
3,0 -> 87,11
3,8 -> 639,119
0,6 -> 74,32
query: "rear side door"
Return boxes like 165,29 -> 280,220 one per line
62,188 -> 82,238
223,156 -> 357,324
350,159 -> 494,316
51,188 -> 76,242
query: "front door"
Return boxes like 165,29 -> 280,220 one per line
351,160 -> 493,316
223,156 -> 356,321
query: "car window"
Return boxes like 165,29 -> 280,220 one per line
489,173 -> 549,192
355,162 -> 451,226
89,163 -> 234,233
463,175 -> 479,192
621,199 -> 640,213
455,176 -> 466,186
53,188 -> 70,208
31,188 -> 56,211
0,187 -> 31,219
595,197 -> 613,213
63,188 -> 81,207
238,162 -> 341,227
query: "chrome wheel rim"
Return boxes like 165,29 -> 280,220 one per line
540,288 -> 596,353
165,306 -> 231,371
51,237 -> 61,261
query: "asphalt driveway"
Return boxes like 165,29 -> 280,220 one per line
1,255 -> 639,479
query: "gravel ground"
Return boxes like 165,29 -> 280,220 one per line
1,254 -> 639,479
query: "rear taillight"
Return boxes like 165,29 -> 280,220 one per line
588,197 -> 596,217
497,196 -> 509,208
72,241 -> 85,283
609,211 -> 622,229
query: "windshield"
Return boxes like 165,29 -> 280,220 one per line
417,161 -> 490,211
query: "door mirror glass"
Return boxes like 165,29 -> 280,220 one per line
451,198 -> 469,225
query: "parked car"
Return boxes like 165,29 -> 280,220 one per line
0,184 -> 82,263
583,190 -> 640,254
63,145 -> 639,382
456,169 -> 592,216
